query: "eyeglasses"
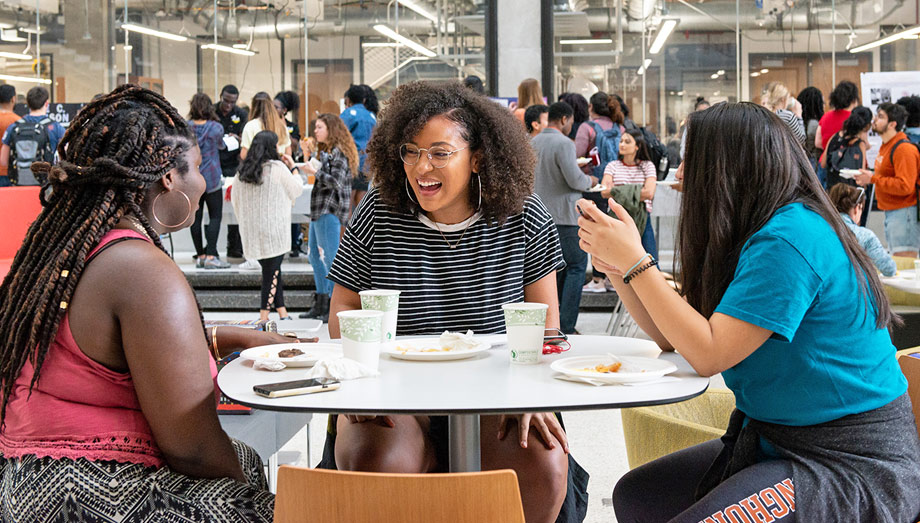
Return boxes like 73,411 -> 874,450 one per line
399,144 -> 468,168
856,186 -> 866,204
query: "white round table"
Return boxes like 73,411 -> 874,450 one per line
217,335 -> 709,472
882,270 -> 920,295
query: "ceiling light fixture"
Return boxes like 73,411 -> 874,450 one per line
751,72 -> 761,77
760,68 -> 769,73
373,24 -> 436,57
397,0 -> 439,24
850,25 -> 920,53
201,43 -> 255,56
710,73 -> 719,79
0,51 -> 32,60
560,38 -> 613,45
637,58 -> 652,76
0,28 -> 26,42
0,73 -> 51,84
120,23 -> 188,42
648,19 -> 678,54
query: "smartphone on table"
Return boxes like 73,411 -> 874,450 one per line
253,377 -> 340,398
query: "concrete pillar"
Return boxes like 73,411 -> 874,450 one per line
495,0 -> 544,98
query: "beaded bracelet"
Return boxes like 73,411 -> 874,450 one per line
623,259 -> 659,285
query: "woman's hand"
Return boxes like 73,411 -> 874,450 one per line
300,137 -> 316,157
344,414 -> 395,427
855,169 -> 873,187
497,413 -> 568,453
298,160 -> 317,175
577,198 -> 647,271
281,154 -> 296,170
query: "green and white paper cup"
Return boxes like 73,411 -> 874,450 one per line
359,289 -> 400,342
502,302 -> 548,364
337,309 -> 384,371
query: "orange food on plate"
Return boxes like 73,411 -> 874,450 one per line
580,362 -> 622,373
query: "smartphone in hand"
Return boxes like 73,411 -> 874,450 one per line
576,203 -> 596,222
253,377 -> 340,398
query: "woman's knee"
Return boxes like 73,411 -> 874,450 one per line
334,416 -> 433,473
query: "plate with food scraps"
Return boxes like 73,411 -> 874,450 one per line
839,168 -> 861,179
550,355 -> 677,383
240,343 -> 343,367
383,337 -> 492,361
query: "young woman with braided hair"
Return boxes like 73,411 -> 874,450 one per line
0,85 -> 301,521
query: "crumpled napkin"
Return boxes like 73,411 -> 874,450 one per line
306,358 -> 380,380
253,360 -> 287,371
439,330 -> 481,350
553,373 -> 681,387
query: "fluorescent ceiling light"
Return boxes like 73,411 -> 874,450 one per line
201,43 -> 255,56
18,27 -> 46,35
637,58 -> 652,76
850,25 -> 920,53
751,72 -> 761,77
710,73 -> 719,79
1,28 -> 26,42
232,43 -> 249,49
648,19 -> 677,55
362,42 -> 400,47
121,23 -> 188,42
373,24 -> 436,57
717,69 -> 725,75
0,51 -> 32,60
760,68 -> 769,73
0,74 -> 51,84
398,0 -> 438,24
560,38 -> 613,45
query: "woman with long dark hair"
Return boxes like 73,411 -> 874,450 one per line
797,86 -> 825,179
0,85 -> 293,520
600,128 -> 658,259
232,130 -> 304,321
296,113 -> 358,322
188,92 -> 230,269
559,92 -> 589,141
579,102 -> 920,521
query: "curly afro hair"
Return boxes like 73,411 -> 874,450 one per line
367,80 -> 535,225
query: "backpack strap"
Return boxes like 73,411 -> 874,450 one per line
889,138 -> 910,166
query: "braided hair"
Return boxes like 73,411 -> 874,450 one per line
0,84 -> 196,425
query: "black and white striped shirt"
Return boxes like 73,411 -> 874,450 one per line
327,189 -> 565,335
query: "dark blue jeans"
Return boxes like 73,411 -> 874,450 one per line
641,214 -> 658,261
555,225 -> 587,334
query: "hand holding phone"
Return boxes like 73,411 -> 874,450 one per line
576,202 -> 596,222
253,377 -> 341,398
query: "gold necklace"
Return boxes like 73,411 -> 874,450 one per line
433,215 -> 474,249
123,217 -> 151,239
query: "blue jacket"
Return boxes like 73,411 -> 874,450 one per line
340,103 -> 376,174
841,213 -> 897,276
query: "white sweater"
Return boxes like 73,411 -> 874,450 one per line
231,160 -> 304,260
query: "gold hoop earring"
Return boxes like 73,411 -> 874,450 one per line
152,190 -> 192,228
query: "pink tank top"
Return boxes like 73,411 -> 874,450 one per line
0,229 -> 218,468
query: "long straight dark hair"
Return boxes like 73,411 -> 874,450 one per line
238,130 -> 280,185
678,102 -> 897,328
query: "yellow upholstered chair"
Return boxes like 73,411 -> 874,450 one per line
896,347 -> 920,438
621,388 -> 736,469
273,466 -> 525,523
886,257 -> 920,307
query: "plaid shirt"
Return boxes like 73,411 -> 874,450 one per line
310,147 -> 353,222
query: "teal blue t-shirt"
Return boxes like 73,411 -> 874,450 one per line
715,203 -> 905,426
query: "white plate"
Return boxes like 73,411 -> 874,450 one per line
839,169 -> 861,179
576,157 -> 592,166
383,338 -> 492,361
550,355 -> 677,383
657,180 -> 679,186
586,184 -> 606,193
240,342 -> 343,367
275,318 -> 323,336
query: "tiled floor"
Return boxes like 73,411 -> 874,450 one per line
207,310 -> 725,522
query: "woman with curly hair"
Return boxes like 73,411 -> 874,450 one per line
323,81 -> 589,523
296,113 -> 358,321
0,85 -> 300,521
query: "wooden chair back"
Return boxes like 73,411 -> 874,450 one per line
897,348 -> 920,438
273,466 -> 525,523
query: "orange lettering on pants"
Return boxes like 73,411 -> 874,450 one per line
775,478 -> 795,512
759,487 -> 791,518
724,504 -> 754,523
741,493 -> 776,523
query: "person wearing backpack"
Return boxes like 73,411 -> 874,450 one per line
854,103 -> 920,257
822,107 -> 873,226
576,92 -> 625,293
0,86 -> 64,186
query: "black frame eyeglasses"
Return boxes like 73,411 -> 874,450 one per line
399,144 -> 468,168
